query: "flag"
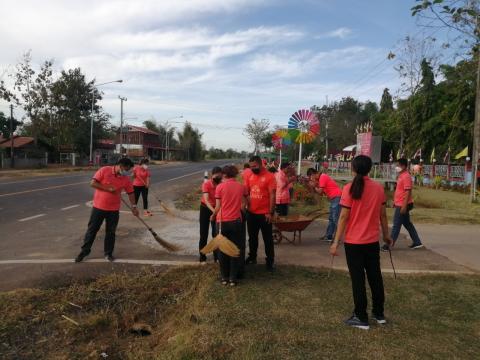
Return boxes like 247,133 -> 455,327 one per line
413,148 -> 422,159
430,148 -> 435,163
443,147 -> 450,163
455,146 -> 468,160
396,149 -> 401,160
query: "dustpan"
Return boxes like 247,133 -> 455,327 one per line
200,208 -> 240,257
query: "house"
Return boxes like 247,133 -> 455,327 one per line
0,135 -> 49,168
115,125 -> 163,159
94,139 -> 116,165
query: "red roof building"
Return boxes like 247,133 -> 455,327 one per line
116,125 -> 163,159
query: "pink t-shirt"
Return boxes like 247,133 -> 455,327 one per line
394,171 -> 413,207
92,166 -> 134,211
132,165 -> 151,187
201,179 -> 217,207
275,170 -> 290,204
318,173 -> 342,199
215,178 -> 247,222
340,177 -> 386,245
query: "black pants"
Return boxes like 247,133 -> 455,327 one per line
247,212 -> 275,264
344,242 -> 385,322
276,204 -> 289,216
199,204 -> 217,261
81,207 -> 120,256
134,186 -> 149,210
218,219 -> 244,281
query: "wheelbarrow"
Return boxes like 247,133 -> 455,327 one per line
272,210 -> 328,245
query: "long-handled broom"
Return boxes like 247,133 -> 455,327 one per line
388,248 -> 397,279
136,177 -> 175,217
200,209 -> 240,258
121,197 -> 179,252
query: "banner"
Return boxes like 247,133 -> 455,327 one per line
356,131 -> 373,157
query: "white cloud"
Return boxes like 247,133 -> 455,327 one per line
316,27 -> 353,39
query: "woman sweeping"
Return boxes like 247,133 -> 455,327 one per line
132,158 -> 152,216
330,155 -> 392,330
199,167 -> 223,263
211,165 -> 247,286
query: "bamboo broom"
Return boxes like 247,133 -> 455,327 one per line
136,175 -> 175,217
200,208 -> 240,258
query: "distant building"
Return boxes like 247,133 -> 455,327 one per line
116,125 -> 163,159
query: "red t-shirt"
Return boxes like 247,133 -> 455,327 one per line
92,166 -> 134,211
242,168 -> 252,184
245,169 -> 276,214
318,173 -> 342,199
394,171 -> 413,207
340,177 -> 386,245
201,179 -> 217,208
132,165 -> 151,187
275,170 -> 290,204
215,178 -> 247,222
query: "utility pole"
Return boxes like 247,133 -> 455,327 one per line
118,96 -> 127,156
9,104 -> 14,168
471,53 -> 480,202
325,95 -> 329,158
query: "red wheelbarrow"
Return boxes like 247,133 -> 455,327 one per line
272,211 -> 327,245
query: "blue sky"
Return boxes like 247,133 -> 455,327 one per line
0,0 -> 449,151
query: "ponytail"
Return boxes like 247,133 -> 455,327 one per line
350,155 -> 372,200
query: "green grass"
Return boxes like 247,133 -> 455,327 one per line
1,266 -> 479,359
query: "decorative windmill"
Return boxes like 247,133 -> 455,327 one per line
288,109 -> 320,175
272,129 -> 291,168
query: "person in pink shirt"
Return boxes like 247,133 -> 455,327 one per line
132,158 -> 152,216
330,155 -> 392,330
382,158 -> 423,251
211,165 -> 248,286
275,162 -> 293,216
241,163 -> 252,184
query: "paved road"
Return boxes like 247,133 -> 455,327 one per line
0,160 -> 231,261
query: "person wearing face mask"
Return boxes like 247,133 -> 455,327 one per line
75,157 -> 139,263
132,158 -> 152,216
245,155 -> 277,271
382,158 -> 423,251
199,167 -> 223,264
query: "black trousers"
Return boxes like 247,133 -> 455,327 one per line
134,186 -> 149,210
199,204 -> 218,260
218,219 -> 244,281
81,207 -> 120,256
344,242 -> 385,322
276,204 -> 289,216
247,212 -> 275,264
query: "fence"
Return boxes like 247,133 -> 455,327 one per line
0,153 -> 48,169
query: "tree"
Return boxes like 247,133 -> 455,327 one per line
244,118 -> 270,154
177,122 -> 204,161
380,88 -> 394,112
0,111 -> 21,138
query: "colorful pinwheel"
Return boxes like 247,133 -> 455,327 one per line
272,129 -> 291,149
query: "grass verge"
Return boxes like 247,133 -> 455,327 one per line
1,266 -> 479,359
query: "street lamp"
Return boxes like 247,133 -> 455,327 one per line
89,79 -> 123,165
163,115 -> 183,161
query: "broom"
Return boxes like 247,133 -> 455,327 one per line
200,209 -> 240,257
121,197 -> 180,252
136,176 -> 175,217
388,248 -> 397,279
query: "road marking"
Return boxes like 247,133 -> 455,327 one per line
165,169 -> 211,182
18,214 -> 46,222
61,205 -> 80,211
0,173 -> 90,186
0,181 -> 88,198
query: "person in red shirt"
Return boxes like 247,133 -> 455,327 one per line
211,165 -> 248,285
199,166 -> 222,263
241,163 -> 252,184
330,155 -> 392,330
245,155 -> 277,271
275,162 -> 293,216
75,157 -> 139,263
382,158 -> 423,251
132,158 -> 152,216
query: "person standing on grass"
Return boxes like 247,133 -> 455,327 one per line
307,167 -> 342,242
275,162 -> 293,216
382,158 -> 423,251
330,155 -> 393,330
132,158 -> 152,216
199,167 -> 223,264
211,165 -> 248,286
75,157 -> 139,263
245,155 -> 277,271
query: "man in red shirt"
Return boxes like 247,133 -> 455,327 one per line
241,163 -> 252,184
382,158 -> 423,251
245,155 -> 277,271
132,158 -> 152,216
75,158 -> 139,263
275,162 -> 293,216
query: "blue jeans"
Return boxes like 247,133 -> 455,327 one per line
391,206 -> 422,246
326,196 -> 341,239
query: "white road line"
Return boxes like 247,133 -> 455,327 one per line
61,205 -> 80,211
18,214 -> 46,222
165,167 -> 229,183
0,181 -> 88,197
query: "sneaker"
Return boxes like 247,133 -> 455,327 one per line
320,235 -> 332,242
245,256 -> 257,265
105,255 -> 115,262
229,281 -> 237,287
75,252 -> 88,263
344,315 -> 370,330
144,210 -> 153,217
381,244 -> 390,252
409,243 -> 424,249
221,279 -> 228,286
372,314 -> 387,325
